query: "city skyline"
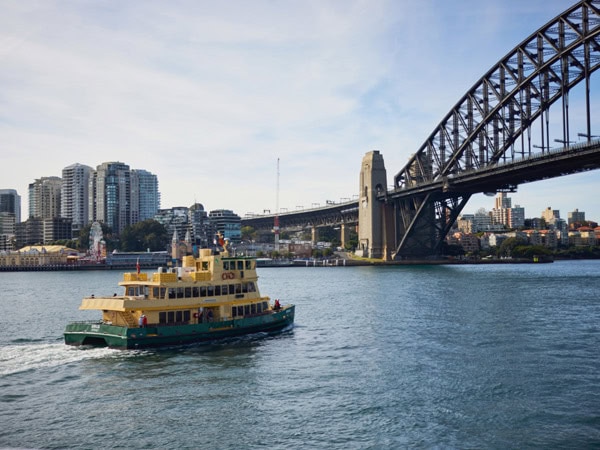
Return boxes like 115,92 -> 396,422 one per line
2,1 -> 599,220
4,160 -> 597,224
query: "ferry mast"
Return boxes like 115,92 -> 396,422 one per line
274,158 -> 280,252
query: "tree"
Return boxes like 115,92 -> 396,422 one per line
241,226 -> 257,242
498,237 -> 528,257
120,220 -> 169,252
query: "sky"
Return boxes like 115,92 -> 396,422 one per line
2,0 -> 599,222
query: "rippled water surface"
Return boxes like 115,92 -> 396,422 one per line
1,261 -> 600,449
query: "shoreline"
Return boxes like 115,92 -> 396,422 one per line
0,257 -> 561,272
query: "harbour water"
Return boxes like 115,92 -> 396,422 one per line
1,260 -> 599,449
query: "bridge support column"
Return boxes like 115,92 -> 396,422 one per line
356,150 -> 392,260
340,223 -> 347,249
311,226 -> 318,246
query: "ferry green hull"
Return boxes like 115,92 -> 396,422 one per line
64,306 -> 294,350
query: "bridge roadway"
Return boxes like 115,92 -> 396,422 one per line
241,200 -> 358,233
242,139 -> 600,236
385,139 -> 600,200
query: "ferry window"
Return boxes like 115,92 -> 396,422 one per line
232,307 -> 237,318
245,260 -> 252,270
248,283 -> 256,293
153,287 -> 159,298
221,285 -> 228,295
160,288 -> 166,299
237,261 -> 243,270
184,311 -> 190,322
207,286 -> 214,296
127,287 -> 135,296
184,287 -> 192,297
202,261 -> 209,271
167,311 -> 175,322
262,301 -> 268,310
177,288 -> 184,299
229,284 -> 235,294
244,305 -> 250,315
223,261 -> 230,270
169,288 -> 176,299
235,284 -> 242,294
251,304 -> 256,314
215,286 -> 221,296
159,312 -> 167,324
200,286 -> 207,297
176,311 -> 183,322
192,287 -> 199,297
257,303 -> 262,313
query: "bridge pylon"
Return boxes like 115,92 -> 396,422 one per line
357,151 -> 394,260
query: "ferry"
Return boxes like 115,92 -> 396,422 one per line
64,245 -> 294,349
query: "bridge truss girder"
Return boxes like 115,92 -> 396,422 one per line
392,194 -> 472,258
241,204 -> 358,233
390,0 -> 600,258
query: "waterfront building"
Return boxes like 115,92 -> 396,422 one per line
0,245 -> 78,269
508,205 -> 525,229
29,177 -> 62,219
43,217 -> 73,243
0,189 -> 21,223
0,189 -> 21,251
209,209 -> 241,242
542,207 -> 560,224
568,208 -> 586,228
457,214 -> 474,234
61,163 -> 93,235
447,232 -> 480,253
131,169 -> 160,222
491,193 -> 510,225
488,233 -> 508,247
568,227 -> 597,246
154,207 -> 190,242
188,203 -> 213,248
15,218 -> 43,247
89,162 -> 131,235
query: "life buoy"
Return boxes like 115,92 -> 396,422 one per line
222,272 -> 228,280
228,272 -> 235,279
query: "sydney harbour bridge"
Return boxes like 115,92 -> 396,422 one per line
243,1 -> 600,261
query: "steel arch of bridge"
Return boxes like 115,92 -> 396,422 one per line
389,0 -> 600,258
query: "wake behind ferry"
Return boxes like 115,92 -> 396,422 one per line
64,244 -> 294,349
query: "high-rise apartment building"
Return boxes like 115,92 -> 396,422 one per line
0,189 -> 21,223
508,205 -> 525,228
28,177 -> 62,219
131,169 -> 160,222
89,162 -> 131,235
0,189 -> 21,250
61,163 -> 93,234
542,207 -> 560,223
568,208 -> 585,226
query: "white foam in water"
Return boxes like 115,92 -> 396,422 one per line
0,342 -> 120,376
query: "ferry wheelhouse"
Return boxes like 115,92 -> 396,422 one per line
64,248 -> 294,349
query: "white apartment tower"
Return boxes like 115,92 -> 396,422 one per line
61,163 -> 93,233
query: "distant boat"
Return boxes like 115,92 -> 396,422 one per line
64,245 -> 294,349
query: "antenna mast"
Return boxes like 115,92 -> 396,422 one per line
274,158 -> 280,251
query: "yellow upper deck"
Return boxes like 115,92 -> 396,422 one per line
80,249 -> 265,312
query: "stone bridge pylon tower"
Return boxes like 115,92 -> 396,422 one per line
357,151 -> 393,260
